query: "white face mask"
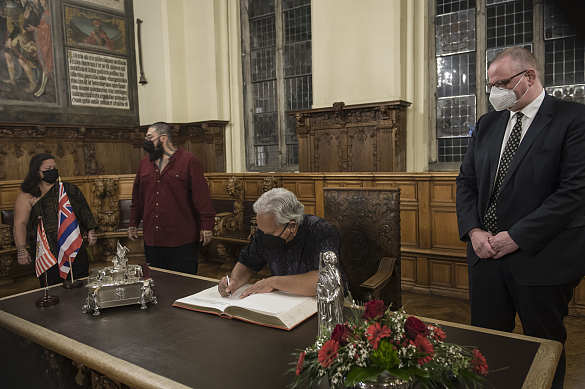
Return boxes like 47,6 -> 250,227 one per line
489,73 -> 530,111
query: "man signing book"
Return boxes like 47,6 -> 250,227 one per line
217,188 -> 347,298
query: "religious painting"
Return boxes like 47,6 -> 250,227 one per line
0,0 -> 57,104
75,0 -> 125,13
64,5 -> 127,54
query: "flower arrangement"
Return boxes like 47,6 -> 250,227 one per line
290,300 -> 489,389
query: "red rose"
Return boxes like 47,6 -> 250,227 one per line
296,351 -> 306,376
471,349 -> 489,376
362,300 -> 388,320
405,316 -> 430,339
331,324 -> 352,346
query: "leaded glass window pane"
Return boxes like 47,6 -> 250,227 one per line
437,53 -> 476,98
283,5 -> 310,44
438,138 -> 470,163
251,48 -> 277,82
282,0 -> 310,11
544,38 -> 585,86
250,16 -> 276,49
248,0 -> 275,18
544,0 -> 576,40
436,10 -> 476,56
242,0 -> 311,170
436,0 -> 475,15
486,1 -> 533,49
437,95 -> 476,138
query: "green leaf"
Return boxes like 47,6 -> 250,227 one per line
345,366 -> 386,386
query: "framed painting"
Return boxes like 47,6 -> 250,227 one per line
64,5 -> 127,55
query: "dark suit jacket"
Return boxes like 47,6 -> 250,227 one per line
456,93 -> 585,286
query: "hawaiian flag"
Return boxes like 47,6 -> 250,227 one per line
57,182 -> 83,279
35,217 -> 57,277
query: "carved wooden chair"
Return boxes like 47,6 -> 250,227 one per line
213,176 -> 245,236
324,187 -> 401,309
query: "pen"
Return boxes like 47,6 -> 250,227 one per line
226,273 -> 232,298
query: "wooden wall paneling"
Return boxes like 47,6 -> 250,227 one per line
417,180 -> 431,249
116,175 -> 135,199
0,121 -> 227,180
428,259 -> 453,287
455,262 -> 469,290
430,206 -> 467,251
430,180 -> 457,203
413,256 -> 430,292
243,177 -> 262,200
401,256 -> 416,283
400,205 -> 419,247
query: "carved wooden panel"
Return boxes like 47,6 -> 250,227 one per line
0,121 -> 227,180
324,187 -> 401,308
289,100 -> 411,173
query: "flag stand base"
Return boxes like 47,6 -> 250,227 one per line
63,280 -> 84,289
35,295 -> 59,307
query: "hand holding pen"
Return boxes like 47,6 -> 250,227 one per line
218,273 -> 233,297
226,273 -> 232,298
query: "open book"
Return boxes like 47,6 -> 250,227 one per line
173,284 -> 317,330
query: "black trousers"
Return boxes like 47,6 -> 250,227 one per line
38,249 -> 89,287
469,258 -> 579,389
144,241 -> 199,275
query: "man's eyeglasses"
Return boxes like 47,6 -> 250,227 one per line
487,70 -> 527,91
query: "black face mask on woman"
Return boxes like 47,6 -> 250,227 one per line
261,222 -> 291,250
41,168 -> 59,184
142,138 -> 164,161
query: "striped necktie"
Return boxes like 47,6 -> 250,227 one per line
483,112 -> 524,235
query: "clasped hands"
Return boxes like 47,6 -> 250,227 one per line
469,228 -> 519,259
218,276 -> 274,299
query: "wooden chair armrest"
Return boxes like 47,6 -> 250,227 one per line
360,257 -> 397,297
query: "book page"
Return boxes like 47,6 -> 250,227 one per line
173,285 -> 253,312
174,284 -> 314,316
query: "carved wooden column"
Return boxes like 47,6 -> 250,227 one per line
288,101 -> 411,172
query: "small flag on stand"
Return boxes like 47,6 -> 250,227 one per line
35,217 -> 57,277
57,182 -> 83,279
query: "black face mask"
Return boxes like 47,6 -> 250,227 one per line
41,168 -> 59,184
261,222 -> 290,250
143,139 -> 164,161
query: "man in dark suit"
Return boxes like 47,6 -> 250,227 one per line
456,46 -> 585,388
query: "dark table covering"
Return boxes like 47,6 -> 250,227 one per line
0,270 -> 547,388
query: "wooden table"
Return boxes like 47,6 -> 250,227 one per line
0,269 -> 561,388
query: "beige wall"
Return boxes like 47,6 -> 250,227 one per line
312,0 -> 430,172
133,0 -> 246,172
134,0 -> 430,173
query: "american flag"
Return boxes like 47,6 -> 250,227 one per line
35,217 -> 57,277
57,182 -> 83,279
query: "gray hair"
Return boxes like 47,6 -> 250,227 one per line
253,188 -> 305,226
149,121 -> 173,143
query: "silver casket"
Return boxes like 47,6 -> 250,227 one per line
82,241 -> 157,315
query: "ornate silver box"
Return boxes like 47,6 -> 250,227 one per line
82,241 -> 157,315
